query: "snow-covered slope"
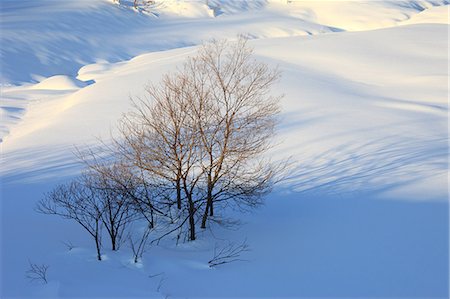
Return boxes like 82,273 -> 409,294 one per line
2,0 -> 448,85
1,0 -> 448,140
1,1 -> 449,298
400,3 -> 450,24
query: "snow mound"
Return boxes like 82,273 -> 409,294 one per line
156,0 -> 215,18
400,4 -> 450,25
268,0 -> 449,31
205,0 -> 266,17
77,62 -> 114,82
31,75 -> 89,90
2,0 -> 448,85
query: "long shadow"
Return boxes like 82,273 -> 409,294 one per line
1,144 -> 87,185
0,106 -> 447,297
282,134 -> 448,199
242,133 -> 449,297
234,190 -> 449,298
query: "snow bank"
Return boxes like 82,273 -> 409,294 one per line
400,4 -> 450,24
1,0 -> 448,143
2,0 -> 448,85
267,0 -> 449,31
31,75 -> 89,91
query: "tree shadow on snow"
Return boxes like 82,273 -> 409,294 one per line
246,135 -> 449,298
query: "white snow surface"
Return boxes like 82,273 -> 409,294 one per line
0,1 -> 449,298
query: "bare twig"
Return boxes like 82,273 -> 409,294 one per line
25,261 -> 49,284
61,240 -> 76,251
130,225 -> 152,263
208,240 -> 250,267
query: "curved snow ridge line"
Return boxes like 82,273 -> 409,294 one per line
30,75 -> 92,91
398,4 -> 450,25
1,0 -> 338,85
139,0 -> 450,30
1,47 -> 200,143
3,0 -> 449,86
110,0 -> 268,18
0,75 -> 95,143
276,1 -> 449,32
114,0 -> 450,24
77,47 -> 198,82
373,98 -> 448,115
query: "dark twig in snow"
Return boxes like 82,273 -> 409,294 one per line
208,239 -> 250,267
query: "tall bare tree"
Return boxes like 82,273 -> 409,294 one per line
181,38 -> 281,228
117,72 -> 204,241
114,37 -> 281,240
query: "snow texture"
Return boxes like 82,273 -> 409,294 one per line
1,0 -> 448,298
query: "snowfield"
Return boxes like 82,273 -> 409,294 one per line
1,0 -> 449,298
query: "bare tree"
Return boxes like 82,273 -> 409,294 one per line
118,73 -> 197,211
182,37 -> 282,228
25,261 -> 49,284
83,163 -> 141,251
37,178 -> 104,261
114,37 -> 281,241
117,72 -> 205,241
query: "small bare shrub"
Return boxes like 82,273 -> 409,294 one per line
25,261 -> 49,284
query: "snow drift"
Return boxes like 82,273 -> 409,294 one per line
0,1 -> 448,298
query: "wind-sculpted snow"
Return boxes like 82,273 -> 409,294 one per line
0,1 -> 448,298
1,0 -> 448,141
1,0 -> 448,85
0,0 -> 329,85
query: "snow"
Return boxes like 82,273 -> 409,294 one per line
30,75 -> 89,91
1,0 -> 449,298
400,4 -> 450,24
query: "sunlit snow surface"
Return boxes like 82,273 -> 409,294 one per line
1,1 -> 448,298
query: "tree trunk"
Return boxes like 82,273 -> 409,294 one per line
94,219 -> 102,261
200,200 -> 210,229
111,224 -> 117,251
201,173 -> 214,228
150,207 -> 154,228
209,199 -> 214,216
188,195 -> 196,241
111,235 -> 116,251
95,220 -> 102,260
201,177 -> 213,228
96,237 -> 102,261
176,178 -> 182,210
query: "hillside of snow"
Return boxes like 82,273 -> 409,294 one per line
1,1 -> 449,298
